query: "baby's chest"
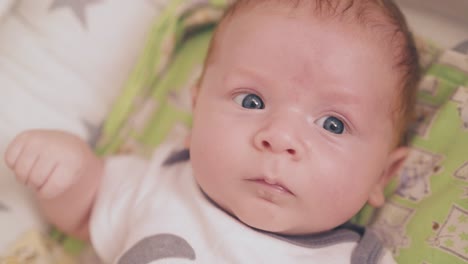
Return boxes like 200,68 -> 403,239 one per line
118,205 -> 355,264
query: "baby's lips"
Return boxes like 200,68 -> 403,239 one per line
247,177 -> 294,195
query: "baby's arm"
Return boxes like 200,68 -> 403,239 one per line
3,130 -> 103,240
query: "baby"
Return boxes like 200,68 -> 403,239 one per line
4,0 -> 420,263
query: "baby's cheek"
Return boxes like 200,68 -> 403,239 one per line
308,169 -> 370,214
320,183 -> 367,225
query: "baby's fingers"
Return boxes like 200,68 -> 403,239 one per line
14,146 -> 40,185
4,134 -> 27,169
28,156 -> 57,191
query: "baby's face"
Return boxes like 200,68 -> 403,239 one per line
190,7 -> 406,234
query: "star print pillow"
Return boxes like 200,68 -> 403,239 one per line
0,0 -> 171,254
0,0 -> 166,142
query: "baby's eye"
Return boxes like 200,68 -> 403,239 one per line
233,93 -> 265,109
316,116 -> 345,134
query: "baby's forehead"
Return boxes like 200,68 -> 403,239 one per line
214,0 -> 403,58
215,1 -> 409,65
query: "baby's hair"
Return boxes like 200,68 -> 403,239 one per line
202,0 -> 420,146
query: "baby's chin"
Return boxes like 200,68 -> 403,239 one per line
213,197 -> 313,235
239,215 -> 313,235
230,206 -> 308,235
204,189 -> 332,235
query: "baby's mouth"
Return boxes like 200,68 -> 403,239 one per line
247,178 -> 294,196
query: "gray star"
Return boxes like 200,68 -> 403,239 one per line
49,0 -> 103,29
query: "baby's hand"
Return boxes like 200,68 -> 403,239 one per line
4,130 -> 95,199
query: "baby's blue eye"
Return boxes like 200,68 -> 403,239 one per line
233,93 -> 265,109
319,116 -> 345,134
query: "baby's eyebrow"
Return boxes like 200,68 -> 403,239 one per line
320,88 -> 362,105
226,67 -> 363,105
224,67 -> 271,87
225,64 -> 369,105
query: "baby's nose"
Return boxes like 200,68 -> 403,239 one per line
253,116 -> 305,160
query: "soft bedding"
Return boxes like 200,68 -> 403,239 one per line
0,0 -> 171,262
355,42 -> 468,263
1,0 -> 467,263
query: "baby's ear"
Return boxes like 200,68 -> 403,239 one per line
368,146 -> 409,207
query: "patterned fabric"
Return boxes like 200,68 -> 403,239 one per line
363,42 -> 468,264
95,0 -> 228,157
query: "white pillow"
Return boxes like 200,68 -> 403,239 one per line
0,0 -> 167,251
